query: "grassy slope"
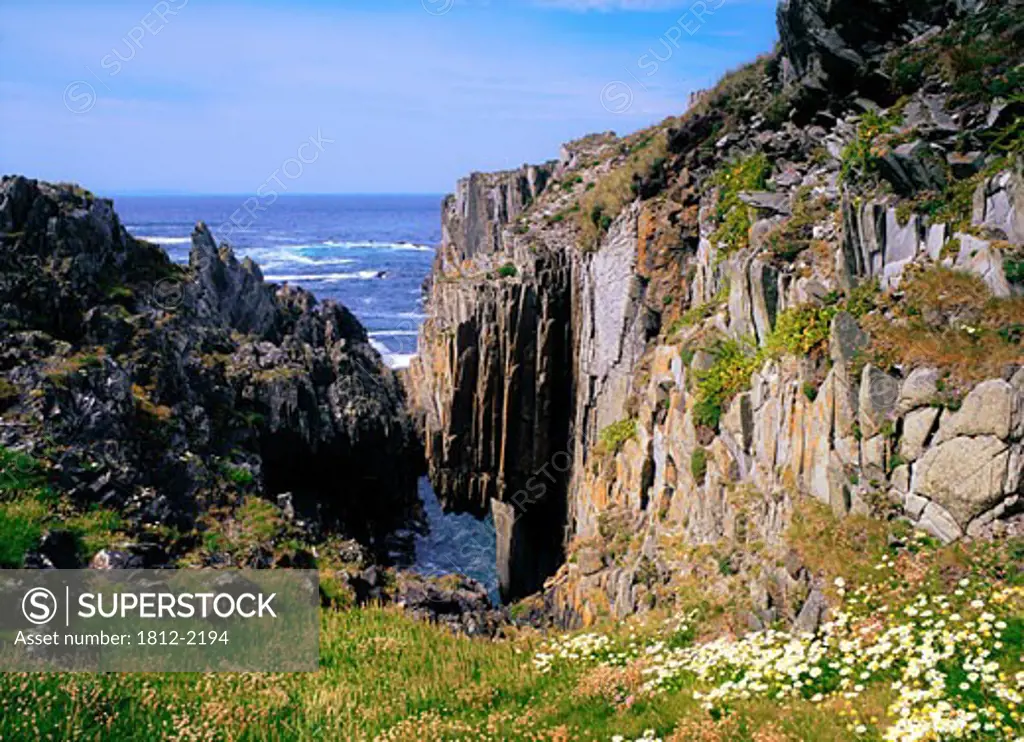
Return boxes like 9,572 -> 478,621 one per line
2,505 -> 1020,742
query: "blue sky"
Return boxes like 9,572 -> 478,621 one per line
0,0 -> 779,194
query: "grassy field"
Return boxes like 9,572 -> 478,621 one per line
1,521 -> 1021,742
0,607 -> 892,742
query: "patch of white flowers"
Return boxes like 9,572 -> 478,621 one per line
611,731 -> 661,742
538,571 -> 1023,741
533,614 -> 696,675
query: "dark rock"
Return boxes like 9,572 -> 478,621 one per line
877,140 -> 948,196
777,0 -> 973,101
27,529 -> 80,569
393,572 -> 505,638
830,311 -> 869,367
0,176 -> 423,567
947,151 -> 986,179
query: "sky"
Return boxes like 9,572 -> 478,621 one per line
0,0 -> 779,195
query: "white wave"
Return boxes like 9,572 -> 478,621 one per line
387,353 -> 416,370
370,330 -> 419,337
320,240 -> 433,252
135,235 -> 192,245
371,339 -> 417,369
254,252 -> 355,268
264,270 -> 381,282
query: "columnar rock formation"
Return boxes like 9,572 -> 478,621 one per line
410,0 -> 1024,617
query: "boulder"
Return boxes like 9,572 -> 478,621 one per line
877,141 -> 948,196
935,379 -> 1021,443
918,502 -> 963,543
859,365 -> 899,438
913,436 -> 1016,527
898,367 -> 940,413
901,406 -> 941,462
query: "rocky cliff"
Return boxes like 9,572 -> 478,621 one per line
410,0 -> 1024,617
0,176 -> 422,569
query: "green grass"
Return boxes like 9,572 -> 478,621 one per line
0,496 -> 49,567
576,129 -> 670,251
690,447 -> 708,482
1,528 -> 1017,741
839,109 -> 901,186
708,154 -> 772,254
692,338 -> 761,430
221,462 -> 256,487
0,447 -> 125,566
763,304 -> 838,359
597,418 -> 637,456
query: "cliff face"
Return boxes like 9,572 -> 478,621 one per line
0,176 -> 421,568
411,0 -> 1024,615
409,166 -> 576,599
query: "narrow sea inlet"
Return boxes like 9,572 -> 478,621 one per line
116,193 -> 499,595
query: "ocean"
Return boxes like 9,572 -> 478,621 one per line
114,194 -> 499,601
113,194 -> 442,369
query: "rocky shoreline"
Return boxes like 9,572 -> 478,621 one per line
3,0 -> 1023,640
0,176 -> 513,631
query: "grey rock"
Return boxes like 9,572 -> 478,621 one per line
967,495 -> 1021,538
891,464 -> 911,495
913,436 -> 1013,527
899,367 -> 940,413
793,588 -> 828,635
901,406 -> 941,462
859,365 -> 899,438
189,223 -> 278,336
918,502 -> 963,543
877,141 -> 947,196
739,191 -> 792,215
954,233 -> 1012,297
901,94 -> 958,139
904,491 -> 929,520
830,311 -> 868,367
936,379 -> 1020,443
972,168 -> 1024,245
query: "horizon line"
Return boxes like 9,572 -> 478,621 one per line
109,191 -> 448,198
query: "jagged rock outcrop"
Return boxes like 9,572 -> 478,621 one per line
0,176 -> 421,565
777,0 -> 977,98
